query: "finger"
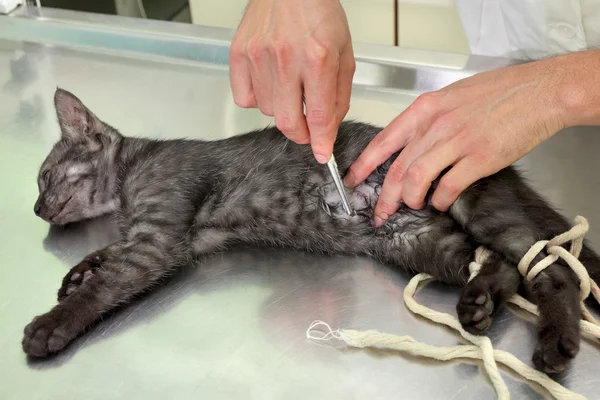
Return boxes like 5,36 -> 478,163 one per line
335,45 -> 355,126
372,130 -> 446,224
344,103 -> 430,189
229,44 -> 257,108
271,40 -> 309,144
400,140 -> 461,210
303,44 -> 339,163
273,75 -> 309,144
247,40 -> 274,116
372,158 -> 405,227
344,90 -> 445,188
368,110 -> 455,216
431,157 -> 495,212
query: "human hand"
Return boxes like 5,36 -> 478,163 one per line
229,0 -> 355,164
344,56 -> 574,226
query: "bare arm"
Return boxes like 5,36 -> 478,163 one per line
344,50 -> 600,226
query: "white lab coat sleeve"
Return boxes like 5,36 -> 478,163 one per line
453,0 -> 588,60
453,0 -> 510,58
581,0 -> 600,46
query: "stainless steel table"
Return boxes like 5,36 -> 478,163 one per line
1,7 -> 599,400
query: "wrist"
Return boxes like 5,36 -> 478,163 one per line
552,51 -> 600,128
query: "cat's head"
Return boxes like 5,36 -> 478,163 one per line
35,88 -> 122,225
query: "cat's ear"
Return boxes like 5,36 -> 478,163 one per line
54,88 -> 100,142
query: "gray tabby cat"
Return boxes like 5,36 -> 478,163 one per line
24,88 -> 600,374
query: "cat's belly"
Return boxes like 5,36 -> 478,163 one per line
320,172 -> 381,222
320,185 -> 375,224
191,166 -> 439,256
320,172 -> 443,246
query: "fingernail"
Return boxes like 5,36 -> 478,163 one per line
315,154 -> 328,164
374,213 -> 388,228
343,171 -> 355,187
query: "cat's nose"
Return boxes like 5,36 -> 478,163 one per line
34,198 -> 42,216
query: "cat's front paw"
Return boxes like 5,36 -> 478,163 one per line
533,323 -> 580,373
57,252 -> 103,301
457,281 -> 495,335
22,308 -> 77,357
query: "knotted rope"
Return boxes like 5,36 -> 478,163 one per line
307,216 -> 599,400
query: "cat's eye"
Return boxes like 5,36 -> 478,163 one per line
41,170 -> 50,181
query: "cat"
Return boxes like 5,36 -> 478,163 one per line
23,88 -> 600,374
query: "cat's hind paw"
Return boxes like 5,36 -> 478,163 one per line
533,323 -> 580,373
457,281 -> 495,335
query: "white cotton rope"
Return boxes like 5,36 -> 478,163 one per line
307,216 -> 599,400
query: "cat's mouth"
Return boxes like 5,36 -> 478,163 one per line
48,196 -> 73,223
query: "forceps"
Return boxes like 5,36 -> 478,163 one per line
326,154 -> 354,216
301,92 -> 354,216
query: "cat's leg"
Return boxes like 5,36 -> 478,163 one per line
376,210 -> 476,287
22,223 -> 235,357
379,212 -> 521,333
22,236 -> 185,357
448,169 -> 582,372
531,268 -> 581,372
457,252 -> 521,334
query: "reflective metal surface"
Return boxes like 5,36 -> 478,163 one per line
1,8 -> 599,400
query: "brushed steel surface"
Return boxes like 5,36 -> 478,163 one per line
1,9 -> 600,400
